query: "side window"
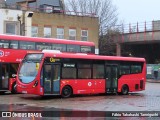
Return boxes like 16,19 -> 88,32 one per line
67,45 -> 80,52
36,43 -> 52,50
62,64 -> 76,78
20,41 -> 35,50
81,46 -> 92,53
10,41 -> 18,49
93,64 -> 104,79
131,65 -> 142,74
62,68 -> 76,79
0,40 -> 9,48
52,44 -> 66,52
78,64 -> 91,79
120,65 -> 130,75
91,46 -> 95,54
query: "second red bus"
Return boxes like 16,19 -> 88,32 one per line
0,34 -> 95,93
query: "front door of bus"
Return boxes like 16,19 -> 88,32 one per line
0,63 -> 9,90
105,65 -> 118,93
43,64 -> 60,94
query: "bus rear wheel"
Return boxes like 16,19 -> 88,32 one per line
11,83 -> 17,94
61,86 -> 72,98
121,85 -> 129,95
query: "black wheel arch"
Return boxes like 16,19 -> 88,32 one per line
121,84 -> 129,95
11,82 -> 17,94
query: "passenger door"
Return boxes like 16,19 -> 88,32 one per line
0,63 -> 9,90
43,64 -> 61,94
105,65 -> 118,93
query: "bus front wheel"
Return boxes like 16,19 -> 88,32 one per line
61,86 -> 72,98
11,83 -> 17,94
121,85 -> 129,95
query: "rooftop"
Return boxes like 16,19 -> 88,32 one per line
1,0 -> 97,17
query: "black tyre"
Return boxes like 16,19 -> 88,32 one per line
0,91 -> 5,94
11,83 -> 17,94
61,86 -> 72,98
121,85 -> 129,95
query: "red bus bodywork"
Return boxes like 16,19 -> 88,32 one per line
0,34 -> 95,93
17,52 -> 146,97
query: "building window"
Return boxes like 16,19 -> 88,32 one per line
44,27 -> 51,38
31,26 -> 38,37
53,7 -> 61,13
57,28 -> 64,39
45,6 -> 53,13
69,29 -> 76,40
5,21 -> 19,35
81,30 -> 88,41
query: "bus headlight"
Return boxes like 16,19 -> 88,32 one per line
33,80 -> 38,88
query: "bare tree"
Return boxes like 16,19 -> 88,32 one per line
65,0 -> 121,55
65,0 -> 118,35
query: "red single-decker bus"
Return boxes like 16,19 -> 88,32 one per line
17,50 -> 146,97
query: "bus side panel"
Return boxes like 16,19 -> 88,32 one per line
94,79 -> 105,94
60,79 -> 105,95
117,73 -> 145,93
0,49 -> 26,63
60,79 -> 94,95
142,62 -> 146,90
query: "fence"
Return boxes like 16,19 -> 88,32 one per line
112,20 -> 160,43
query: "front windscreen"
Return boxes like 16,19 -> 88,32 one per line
18,54 -> 43,84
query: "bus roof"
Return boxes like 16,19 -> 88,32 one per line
42,52 -> 145,62
0,34 -> 95,46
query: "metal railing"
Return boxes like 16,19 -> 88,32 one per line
0,3 -> 97,17
115,21 -> 160,34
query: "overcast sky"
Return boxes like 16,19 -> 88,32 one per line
113,0 -> 160,24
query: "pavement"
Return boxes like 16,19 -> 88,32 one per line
146,79 -> 160,83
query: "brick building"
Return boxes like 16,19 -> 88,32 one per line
31,13 -> 99,48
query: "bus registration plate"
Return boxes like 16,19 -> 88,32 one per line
22,91 -> 27,94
